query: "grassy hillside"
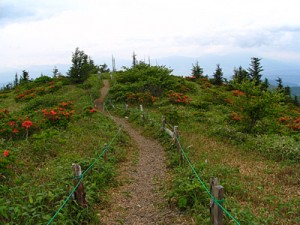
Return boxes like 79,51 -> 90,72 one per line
106,63 -> 300,224
1,63 -> 299,224
0,74 -> 132,224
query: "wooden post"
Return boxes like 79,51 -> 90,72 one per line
174,126 -> 183,164
109,100 -> 115,109
173,126 -> 178,143
104,143 -> 108,161
161,116 -> 166,131
210,177 -> 224,225
150,119 -> 154,126
142,114 -> 146,124
125,103 -> 128,112
140,104 -> 143,112
72,163 -> 87,207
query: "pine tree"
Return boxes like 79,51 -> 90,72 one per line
132,51 -> 137,67
191,61 -> 204,78
14,73 -> 19,87
67,47 -> 98,83
53,66 -> 59,78
212,64 -> 223,85
261,78 -> 270,91
232,66 -> 249,83
276,77 -> 284,92
248,57 -> 263,85
20,70 -> 29,84
294,96 -> 299,106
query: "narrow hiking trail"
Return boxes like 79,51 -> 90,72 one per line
95,80 -> 194,224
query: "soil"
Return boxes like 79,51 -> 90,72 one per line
95,80 -> 195,225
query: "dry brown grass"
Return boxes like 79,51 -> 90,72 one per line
179,126 -> 300,224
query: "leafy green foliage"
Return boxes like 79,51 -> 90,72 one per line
0,75 -> 128,224
108,61 -> 300,224
230,79 -> 285,132
109,62 -> 173,102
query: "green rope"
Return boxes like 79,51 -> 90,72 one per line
175,136 -> 241,225
104,102 -> 114,119
46,128 -> 121,225
109,104 -> 239,223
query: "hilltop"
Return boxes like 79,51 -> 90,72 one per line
0,56 -> 299,224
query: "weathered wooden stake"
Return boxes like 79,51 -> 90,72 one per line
125,103 -> 128,112
72,163 -> 87,207
173,126 -> 183,164
173,126 -> 178,143
210,177 -> 224,225
109,100 -> 115,109
104,143 -> 108,161
140,104 -> 143,112
142,114 -> 146,124
161,116 -> 166,131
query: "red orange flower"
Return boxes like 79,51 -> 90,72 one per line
8,121 -> 16,126
90,108 -> 97,113
12,128 -> 19,133
50,110 -> 57,115
3,150 -> 9,157
22,120 -> 32,129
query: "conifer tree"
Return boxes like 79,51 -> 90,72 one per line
232,66 -> 249,83
14,73 -> 19,87
191,61 -> 204,78
20,70 -> 29,84
67,47 -> 98,83
276,77 -> 283,90
248,57 -> 263,85
212,64 -> 223,85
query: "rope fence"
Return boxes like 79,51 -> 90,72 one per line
46,127 -> 122,225
109,101 -> 241,225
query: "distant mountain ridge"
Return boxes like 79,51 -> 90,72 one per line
1,54 -> 299,87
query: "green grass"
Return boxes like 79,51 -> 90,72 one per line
106,67 -> 300,225
0,75 -> 132,224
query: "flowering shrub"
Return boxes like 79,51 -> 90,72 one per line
167,90 -> 191,104
278,115 -> 300,131
83,106 -> 98,118
232,90 -> 245,97
225,98 -> 234,105
15,91 -> 36,102
230,112 -> 241,122
42,101 -> 75,127
0,109 -> 34,140
126,92 -> 157,106
15,81 -> 62,102
22,120 -> 33,129
0,109 -> 10,119
0,149 -> 15,179
22,119 -> 33,139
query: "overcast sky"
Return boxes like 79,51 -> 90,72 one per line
1,0 -> 300,82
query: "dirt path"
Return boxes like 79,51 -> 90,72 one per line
95,80 -> 194,225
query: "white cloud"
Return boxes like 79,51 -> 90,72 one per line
1,0 -> 300,74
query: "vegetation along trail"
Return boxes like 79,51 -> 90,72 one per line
95,80 -> 194,224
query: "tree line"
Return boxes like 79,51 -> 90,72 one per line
1,49 -> 298,107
